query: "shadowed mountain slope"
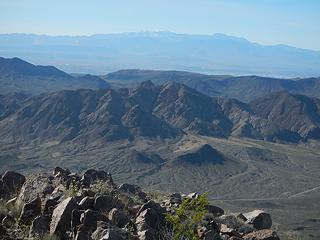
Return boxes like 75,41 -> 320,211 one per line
0,81 -> 320,144
250,91 -> 320,141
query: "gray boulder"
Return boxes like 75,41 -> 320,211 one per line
94,195 -> 115,212
136,208 -> 160,231
29,215 -> 49,239
79,196 -> 95,210
16,173 -> 60,210
220,224 -> 241,238
50,197 -> 79,236
19,196 -> 42,225
136,200 -> 164,217
91,221 -> 132,240
108,208 -> 128,228
206,205 -> 224,217
1,171 -> 25,196
118,183 -> 141,194
81,169 -> 111,187
241,210 -> 272,230
81,209 -> 98,231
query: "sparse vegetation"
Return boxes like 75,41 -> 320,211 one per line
91,180 -> 112,196
65,180 -> 79,198
165,193 -> 209,240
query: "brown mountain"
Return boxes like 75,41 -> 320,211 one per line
0,81 -> 320,145
250,91 -> 320,142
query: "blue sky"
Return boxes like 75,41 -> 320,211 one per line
1,0 -> 320,50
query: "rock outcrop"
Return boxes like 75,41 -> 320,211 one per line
50,197 -> 79,237
0,171 -> 25,198
0,168 -> 280,240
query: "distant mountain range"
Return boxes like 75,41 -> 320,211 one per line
1,80 -> 320,144
2,57 -> 320,103
0,57 -> 109,94
1,32 -> 320,77
106,69 -> 320,102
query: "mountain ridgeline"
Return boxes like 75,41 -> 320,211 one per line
0,57 -> 110,95
2,57 -> 320,103
1,80 -> 320,144
105,69 -> 320,102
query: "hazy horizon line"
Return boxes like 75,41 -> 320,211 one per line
1,31 -> 319,52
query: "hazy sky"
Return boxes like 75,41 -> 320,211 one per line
1,0 -> 320,50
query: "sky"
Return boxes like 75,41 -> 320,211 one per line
1,0 -> 320,51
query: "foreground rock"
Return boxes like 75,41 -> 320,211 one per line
19,196 -> 42,225
0,167 -> 280,240
240,210 -> 272,230
243,229 -> 280,240
50,197 -> 79,237
29,215 -> 49,239
0,171 -> 25,197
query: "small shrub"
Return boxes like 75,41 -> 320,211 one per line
165,193 -> 209,240
91,180 -> 112,196
65,180 -> 79,198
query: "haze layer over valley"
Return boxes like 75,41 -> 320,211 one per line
1,32 -> 320,77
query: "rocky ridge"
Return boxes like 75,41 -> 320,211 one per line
1,81 -> 320,144
105,69 -> 320,102
0,167 -> 279,240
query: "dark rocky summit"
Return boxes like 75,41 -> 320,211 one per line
173,144 -> 225,165
0,168 -> 279,240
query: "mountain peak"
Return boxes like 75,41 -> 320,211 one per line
0,57 -> 110,95
0,56 -> 70,78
